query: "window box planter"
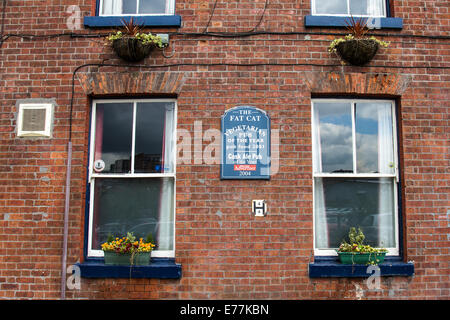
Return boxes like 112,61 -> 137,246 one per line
336,227 -> 388,265
334,39 -> 379,66
104,251 -> 151,266
101,232 -> 155,266
337,251 -> 387,265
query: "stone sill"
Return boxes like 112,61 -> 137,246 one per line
309,257 -> 414,278
77,258 -> 182,279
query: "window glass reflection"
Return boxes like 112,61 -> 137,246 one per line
94,103 -> 133,174
122,0 -> 137,14
314,102 -> 353,173
315,0 -> 347,15
140,0 -> 166,14
314,177 -> 395,249
349,0 -> 366,16
356,103 -> 394,174
92,178 -> 174,251
135,102 -> 166,173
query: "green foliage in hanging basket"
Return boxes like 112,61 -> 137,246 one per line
107,31 -> 164,48
328,34 -> 389,54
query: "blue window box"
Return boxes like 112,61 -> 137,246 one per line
84,15 -> 182,28
77,258 -> 182,279
309,256 -> 414,278
304,15 -> 403,29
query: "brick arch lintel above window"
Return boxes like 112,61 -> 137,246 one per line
302,72 -> 411,96
76,71 -> 189,96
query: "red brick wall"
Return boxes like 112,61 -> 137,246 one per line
0,0 -> 448,299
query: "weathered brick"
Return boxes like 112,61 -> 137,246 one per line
0,0 -> 448,301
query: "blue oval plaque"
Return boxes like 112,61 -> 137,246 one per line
221,106 -> 270,180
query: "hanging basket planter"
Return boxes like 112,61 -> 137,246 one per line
111,37 -> 155,62
105,18 -> 165,63
335,39 -> 379,66
328,16 -> 390,66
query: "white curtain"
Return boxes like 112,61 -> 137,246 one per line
102,0 -> 123,15
378,178 -> 394,247
314,178 -> 329,249
163,103 -> 175,173
377,103 -> 394,175
157,178 -> 174,251
157,103 -> 175,251
367,0 -> 383,16
313,106 -> 323,174
313,105 -> 328,249
377,103 -> 395,248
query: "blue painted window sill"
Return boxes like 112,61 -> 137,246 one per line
76,258 -> 182,279
84,15 -> 182,28
309,257 -> 414,278
304,15 -> 403,29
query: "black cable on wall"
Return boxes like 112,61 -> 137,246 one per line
0,30 -> 448,44
0,0 -> 7,48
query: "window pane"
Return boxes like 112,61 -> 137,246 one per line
94,103 -> 133,174
351,0 -> 385,16
135,102 -> 175,173
314,102 -> 353,173
140,0 -> 166,14
92,177 -> 174,251
349,0 -> 367,16
314,177 -> 396,249
101,0 -> 132,15
122,0 -> 138,14
315,0 -> 347,15
355,102 -> 394,174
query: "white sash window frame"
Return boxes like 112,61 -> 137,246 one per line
99,0 -> 175,16
311,0 -> 387,17
311,99 -> 400,257
87,99 -> 177,258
